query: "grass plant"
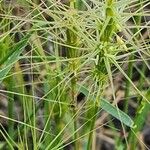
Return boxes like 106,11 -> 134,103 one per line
0,0 -> 150,149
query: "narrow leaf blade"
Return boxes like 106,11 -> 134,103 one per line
0,34 -> 30,83
79,85 -> 134,128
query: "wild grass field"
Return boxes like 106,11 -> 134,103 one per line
0,0 -> 150,149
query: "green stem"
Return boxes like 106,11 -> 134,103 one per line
31,59 -> 37,150
71,73 -> 79,150
43,74 -> 53,147
68,46 -> 79,149
87,86 -> 101,150
7,76 -> 14,148
66,1 -> 79,146
87,106 -> 98,150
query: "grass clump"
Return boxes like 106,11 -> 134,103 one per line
0,0 -> 150,149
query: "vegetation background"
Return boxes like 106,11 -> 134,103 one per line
0,0 -> 150,149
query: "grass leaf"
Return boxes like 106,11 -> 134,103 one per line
0,34 -> 31,83
78,85 -> 134,128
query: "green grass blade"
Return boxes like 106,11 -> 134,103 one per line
78,85 -> 134,128
0,34 -> 31,83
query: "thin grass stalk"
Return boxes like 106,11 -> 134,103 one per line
31,51 -> 37,150
68,40 -> 79,150
41,54 -> 54,148
87,86 -> 101,150
124,0 -> 143,113
71,74 -> 79,150
43,81 -> 52,146
7,76 -> 14,148
14,62 -> 29,149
